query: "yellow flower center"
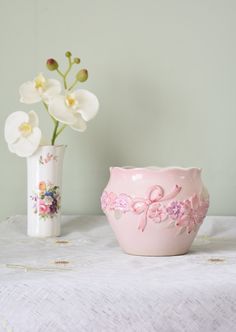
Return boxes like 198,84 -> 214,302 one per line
66,96 -> 76,107
34,74 -> 46,90
19,122 -> 32,136
65,94 -> 79,110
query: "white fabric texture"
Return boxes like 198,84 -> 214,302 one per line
0,215 -> 235,332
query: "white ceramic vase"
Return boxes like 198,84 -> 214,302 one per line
27,145 -> 66,237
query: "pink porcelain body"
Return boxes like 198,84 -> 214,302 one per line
101,167 -> 209,256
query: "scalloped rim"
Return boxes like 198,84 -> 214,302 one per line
110,166 -> 202,172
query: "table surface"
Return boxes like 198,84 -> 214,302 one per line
0,215 -> 235,332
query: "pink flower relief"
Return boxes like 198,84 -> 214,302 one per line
196,199 -> 209,224
101,191 -> 107,210
147,202 -> 167,223
166,201 -> 185,220
101,187 -> 209,234
114,194 -> 132,213
175,200 -> 195,233
101,191 -> 117,211
175,195 -> 209,234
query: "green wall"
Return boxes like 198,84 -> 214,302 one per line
0,0 -> 235,219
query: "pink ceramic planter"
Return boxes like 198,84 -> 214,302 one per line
101,167 -> 209,256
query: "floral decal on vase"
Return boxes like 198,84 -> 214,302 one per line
101,185 -> 209,234
39,153 -> 58,165
31,181 -> 61,219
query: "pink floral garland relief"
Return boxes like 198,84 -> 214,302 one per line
101,185 -> 209,234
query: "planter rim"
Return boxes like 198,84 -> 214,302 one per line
110,166 -> 202,172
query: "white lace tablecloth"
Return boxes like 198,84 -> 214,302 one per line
0,215 -> 235,332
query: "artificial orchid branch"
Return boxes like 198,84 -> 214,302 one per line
46,52 -> 88,144
5,51 -> 99,158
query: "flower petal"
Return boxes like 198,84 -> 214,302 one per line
74,89 -> 99,121
19,81 -> 41,104
70,114 -> 87,132
4,111 -> 28,144
9,127 -> 41,157
49,95 -> 75,124
191,194 -> 199,210
28,110 -> 39,127
8,141 -> 19,153
42,79 -> 62,103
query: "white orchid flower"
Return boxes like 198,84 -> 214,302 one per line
48,89 -> 99,132
4,111 -> 42,157
19,73 -> 61,104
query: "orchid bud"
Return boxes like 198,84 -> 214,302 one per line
46,58 -> 58,71
74,57 -> 80,64
76,69 -> 88,82
65,51 -> 72,57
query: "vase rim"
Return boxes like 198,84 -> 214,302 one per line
39,144 -> 67,148
110,166 -> 202,172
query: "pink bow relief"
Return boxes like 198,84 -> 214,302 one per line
132,185 -> 182,232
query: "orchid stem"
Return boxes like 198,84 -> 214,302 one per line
51,56 -> 75,144
68,79 -> 78,91
55,124 -> 67,139
64,59 -> 74,89
56,68 -> 67,89
42,102 -> 56,124
56,68 -> 64,79
51,121 -> 59,145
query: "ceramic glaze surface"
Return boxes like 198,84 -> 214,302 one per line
101,167 -> 209,256
27,145 -> 66,237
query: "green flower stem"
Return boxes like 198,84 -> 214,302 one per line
42,101 -> 60,145
55,124 -> 67,139
68,78 -> 79,91
63,60 -> 75,88
51,120 -> 59,145
50,57 -> 75,144
68,56 -> 72,66
56,68 -> 64,78
56,68 -> 67,89
42,101 -> 56,124
56,60 -> 74,89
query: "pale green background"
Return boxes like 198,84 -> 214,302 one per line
0,0 -> 235,219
